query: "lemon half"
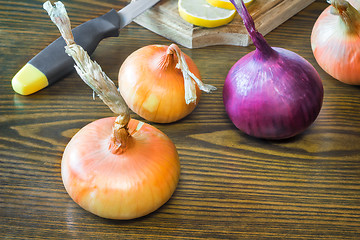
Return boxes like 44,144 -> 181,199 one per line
178,0 -> 236,28
206,0 -> 254,10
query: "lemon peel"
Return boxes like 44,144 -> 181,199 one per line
206,0 -> 254,10
178,0 -> 236,28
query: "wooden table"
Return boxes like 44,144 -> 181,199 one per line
1,0 -> 360,238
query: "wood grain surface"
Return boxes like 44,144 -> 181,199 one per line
1,0 -> 360,239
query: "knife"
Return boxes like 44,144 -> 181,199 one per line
12,0 -> 160,95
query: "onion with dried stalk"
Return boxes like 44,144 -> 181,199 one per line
311,0 -> 360,85
44,1 -> 180,220
223,0 -> 324,139
118,43 -> 217,123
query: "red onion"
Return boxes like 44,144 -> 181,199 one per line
223,0 -> 324,139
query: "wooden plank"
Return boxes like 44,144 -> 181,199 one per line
133,0 -> 316,48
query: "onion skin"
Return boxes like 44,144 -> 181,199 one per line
223,48 -> 323,140
62,117 -> 180,220
118,45 -> 201,123
311,0 -> 360,85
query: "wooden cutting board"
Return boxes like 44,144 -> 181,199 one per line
133,0 -> 316,49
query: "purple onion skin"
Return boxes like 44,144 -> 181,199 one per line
223,47 -> 324,139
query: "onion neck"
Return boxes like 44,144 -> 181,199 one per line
158,45 -> 179,70
109,114 -> 131,155
160,44 -> 216,104
230,0 -> 276,57
331,0 -> 360,35
250,30 -> 276,58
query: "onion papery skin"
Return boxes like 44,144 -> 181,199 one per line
118,45 -> 201,123
61,117 -> 180,220
311,2 -> 360,85
347,0 -> 360,9
223,47 -> 324,140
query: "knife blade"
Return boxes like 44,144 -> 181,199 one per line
12,0 -> 160,95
